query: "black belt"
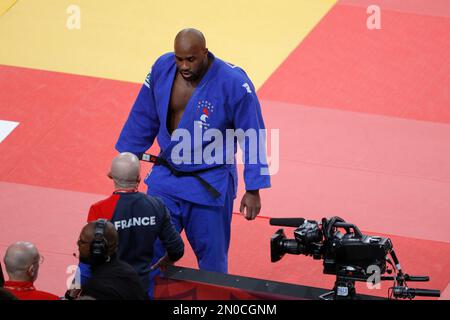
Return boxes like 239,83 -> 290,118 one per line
138,153 -> 221,199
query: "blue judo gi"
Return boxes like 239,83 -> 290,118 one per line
115,52 -> 271,296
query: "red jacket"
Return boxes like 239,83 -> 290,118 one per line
4,281 -> 59,300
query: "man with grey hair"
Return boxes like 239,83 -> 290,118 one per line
3,242 -> 59,300
84,152 -> 184,298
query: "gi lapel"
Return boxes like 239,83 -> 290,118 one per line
163,53 -> 219,159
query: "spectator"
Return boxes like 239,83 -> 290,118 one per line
86,152 -> 184,298
75,219 -> 147,300
3,242 -> 59,300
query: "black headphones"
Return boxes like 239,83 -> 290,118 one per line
90,219 -> 109,265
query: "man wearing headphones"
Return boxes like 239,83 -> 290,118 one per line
75,219 -> 147,300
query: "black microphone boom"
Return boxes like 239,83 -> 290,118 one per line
269,218 -> 305,228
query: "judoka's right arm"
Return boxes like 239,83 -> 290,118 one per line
115,73 -> 160,155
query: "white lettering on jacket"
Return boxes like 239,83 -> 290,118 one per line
114,216 -> 156,230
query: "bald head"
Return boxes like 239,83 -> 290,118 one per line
4,242 -> 40,281
175,28 -> 206,50
109,152 -> 141,189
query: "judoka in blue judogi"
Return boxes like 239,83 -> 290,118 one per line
116,29 -> 271,297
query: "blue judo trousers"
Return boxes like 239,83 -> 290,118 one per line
146,175 -> 235,298
115,51 -> 271,298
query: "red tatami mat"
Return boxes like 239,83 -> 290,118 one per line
258,4 -> 450,124
1,50 -> 449,299
0,64 -> 156,195
0,182 -> 448,299
249,100 -> 450,244
339,0 -> 450,18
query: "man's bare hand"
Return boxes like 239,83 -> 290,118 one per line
150,254 -> 174,272
239,190 -> 261,220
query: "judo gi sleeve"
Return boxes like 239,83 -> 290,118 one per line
115,69 -> 160,155
232,88 -> 271,191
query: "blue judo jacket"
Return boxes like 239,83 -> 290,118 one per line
116,52 -> 271,206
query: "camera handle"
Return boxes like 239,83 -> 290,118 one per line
392,287 -> 440,299
322,217 -> 363,240
333,222 -> 363,238
384,249 -> 440,299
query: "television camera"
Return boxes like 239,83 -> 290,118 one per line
270,216 -> 441,300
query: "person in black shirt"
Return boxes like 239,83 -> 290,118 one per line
76,219 -> 147,300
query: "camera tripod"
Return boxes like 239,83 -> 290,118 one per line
318,268 -> 440,300
319,271 -> 364,300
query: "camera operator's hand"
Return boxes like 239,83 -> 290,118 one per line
239,190 -> 261,220
150,254 -> 174,272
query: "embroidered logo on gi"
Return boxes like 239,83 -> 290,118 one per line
196,100 -> 214,129
144,68 -> 152,88
242,82 -> 252,94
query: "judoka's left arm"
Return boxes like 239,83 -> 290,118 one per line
115,67 -> 160,156
232,85 -> 271,220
